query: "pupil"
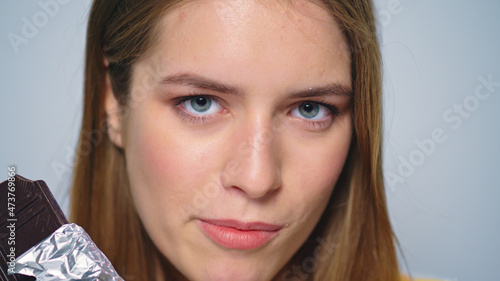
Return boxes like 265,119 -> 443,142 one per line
191,97 -> 211,112
196,97 -> 207,106
299,102 -> 319,119
303,103 -> 313,112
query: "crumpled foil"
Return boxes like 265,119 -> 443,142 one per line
11,223 -> 124,281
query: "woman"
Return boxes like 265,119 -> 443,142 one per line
70,0 -> 401,280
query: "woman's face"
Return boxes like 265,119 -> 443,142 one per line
106,0 -> 352,280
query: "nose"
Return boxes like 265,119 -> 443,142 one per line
222,118 -> 282,199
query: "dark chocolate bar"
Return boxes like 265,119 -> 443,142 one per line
0,175 -> 68,281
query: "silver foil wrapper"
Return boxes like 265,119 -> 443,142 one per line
11,223 -> 124,281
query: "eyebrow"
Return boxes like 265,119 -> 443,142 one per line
160,72 -> 353,98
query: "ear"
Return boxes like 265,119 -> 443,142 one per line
103,61 -> 124,148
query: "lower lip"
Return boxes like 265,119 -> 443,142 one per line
197,220 -> 280,250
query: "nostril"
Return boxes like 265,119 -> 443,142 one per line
230,182 -> 281,199
229,185 -> 245,194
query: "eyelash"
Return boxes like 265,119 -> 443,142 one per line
170,94 -> 340,127
298,101 -> 339,129
171,94 -> 220,124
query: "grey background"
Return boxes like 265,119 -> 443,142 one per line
1,0 -> 499,280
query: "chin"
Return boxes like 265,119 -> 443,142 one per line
185,259 -> 275,281
201,270 -> 271,281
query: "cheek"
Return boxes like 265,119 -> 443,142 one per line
124,104 -> 227,227
137,129 -> 197,190
284,121 -> 352,218
124,106 -> 200,227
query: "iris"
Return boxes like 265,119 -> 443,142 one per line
298,102 -> 320,119
190,97 -> 212,113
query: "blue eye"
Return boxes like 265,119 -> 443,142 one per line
298,102 -> 320,119
183,96 -> 222,115
190,97 -> 212,112
291,102 -> 331,120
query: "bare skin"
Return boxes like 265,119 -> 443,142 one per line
105,1 -> 352,280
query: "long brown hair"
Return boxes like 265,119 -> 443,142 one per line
70,0 -> 401,280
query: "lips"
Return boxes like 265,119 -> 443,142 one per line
197,219 -> 282,250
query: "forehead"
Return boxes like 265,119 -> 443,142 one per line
142,0 -> 350,89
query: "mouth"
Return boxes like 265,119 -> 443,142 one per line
197,218 -> 283,250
